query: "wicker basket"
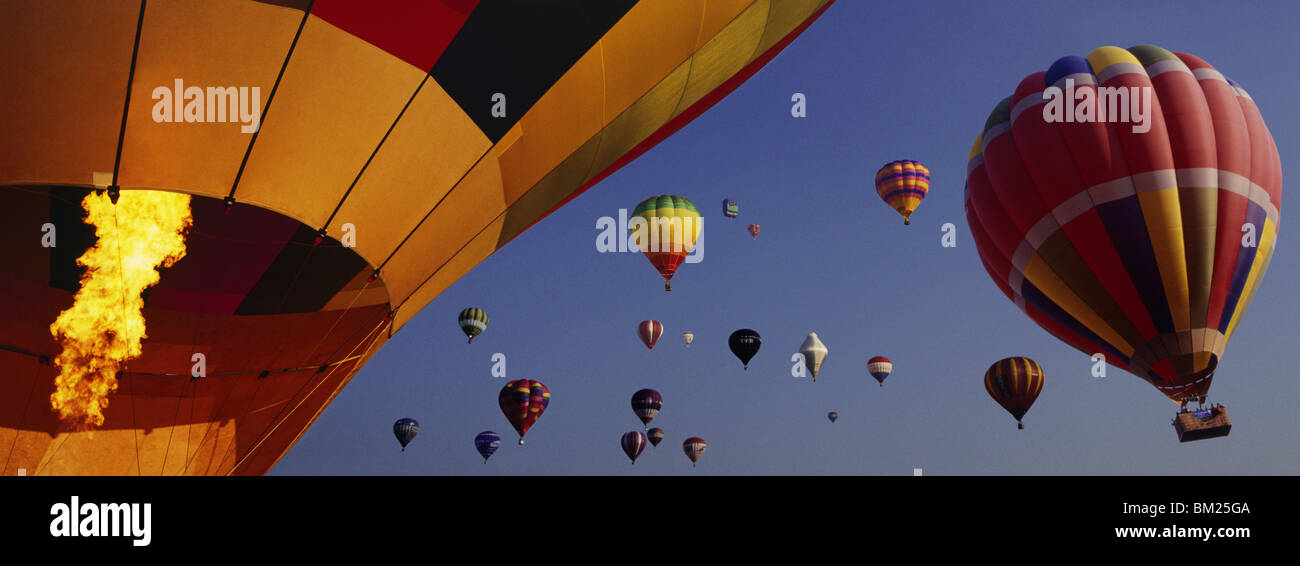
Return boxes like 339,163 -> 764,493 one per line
1172,409 -> 1232,442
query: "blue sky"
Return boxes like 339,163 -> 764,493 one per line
272,0 -> 1300,475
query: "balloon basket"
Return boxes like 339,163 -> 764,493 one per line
1172,406 -> 1232,442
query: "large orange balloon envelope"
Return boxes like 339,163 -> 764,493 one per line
984,357 -> 1045,429
499,379 -> 550,445
0,1 -> 832,475
966,45 -> 1281,404
631,195 -> 701,291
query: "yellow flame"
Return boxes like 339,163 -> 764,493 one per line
49,190 -> 192,429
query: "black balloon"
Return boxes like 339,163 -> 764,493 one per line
728,329 -> 762,370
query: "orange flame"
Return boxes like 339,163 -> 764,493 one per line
49,190 -> 192,429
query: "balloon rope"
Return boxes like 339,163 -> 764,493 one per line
225,314 -> 389,474
110,206 -> 143,477
224,275 -> 387,470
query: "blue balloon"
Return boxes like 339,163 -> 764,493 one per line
393,418 -> 419,452
475,431 -> 502,463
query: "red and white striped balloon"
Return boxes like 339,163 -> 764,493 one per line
621,431 -> 647,464
682,437 -> 707,467
637,320 -> 664,351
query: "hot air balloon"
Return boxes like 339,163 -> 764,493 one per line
798,332 -> 828,381
984,357 -> 1045,429
729,329 -> 762,370
0,2 -> 831,475
499,379 -> 550,445
458,307 -> 489,343
827,411 -> 838,423
393,418 -> 419,452
474,431 -> 501,464
631,389 -> 663,429
965,45 -> 1281,424
682,331 -> 694,347
647,428 -> 665,447
631,195 -> 702,291
621,431 -> 647,464
683,437 -> 707,467
637,320 -> 664,352
723,199 -> 739,219
875,160 -> 930,225
868,356 -> 893,387
748,223 -> 761,238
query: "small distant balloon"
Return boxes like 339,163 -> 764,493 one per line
748,223 -> 760,238
827,412 -> 838,423
499,379 -> 550,444
984,357 -> 1045,430
798,332 -> 828,381
637,320 -> 664,351
631,195 -> 701,291
474,430 -> 501,463
622,431 -> 647,464
683,437 -> 707,467
682,331 -> 694,347
875,159 -> 929,225
647,428 -> 665,447
393,418 -> 419,452
458,307 -> 489,343
868,356 -> 893,387
631,389 -> 663,428
729,329 -> 762,370
723,199 -> 739,219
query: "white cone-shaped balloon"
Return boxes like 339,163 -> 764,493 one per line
798,332 -> 828,381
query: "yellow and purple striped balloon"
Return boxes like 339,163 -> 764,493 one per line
875,160 -> 930,225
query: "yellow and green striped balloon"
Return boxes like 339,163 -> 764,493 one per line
631,195 -> 701,291
458,307 -> 489,344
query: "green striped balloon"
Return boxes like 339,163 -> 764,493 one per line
457,308 -> 489,343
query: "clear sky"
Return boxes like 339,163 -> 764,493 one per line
272,0 -> 1300,475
